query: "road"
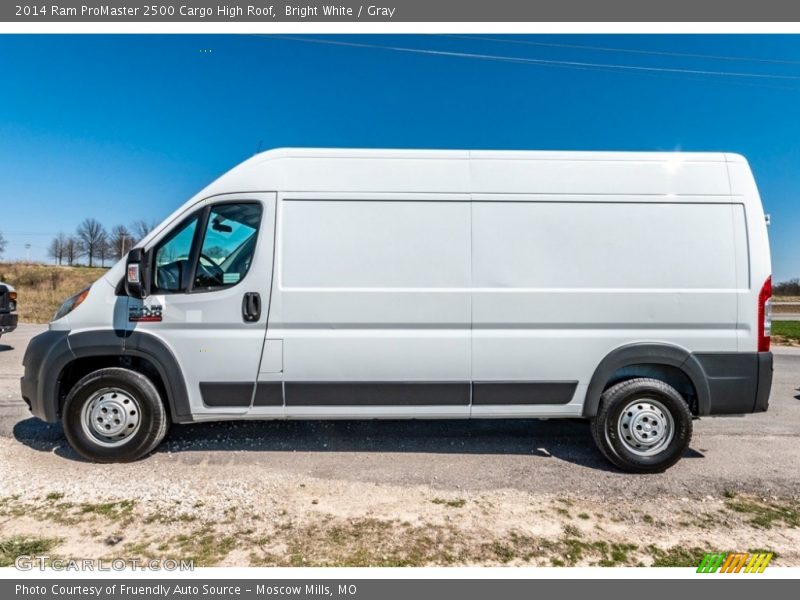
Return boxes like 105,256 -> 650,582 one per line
2,323 -> 800,496
773,312 -> 800,321
1,323 -> 799,566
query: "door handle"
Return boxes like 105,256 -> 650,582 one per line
242,292 -> 261,322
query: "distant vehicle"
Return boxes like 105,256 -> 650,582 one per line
0,282 -> 18,338
20,149 -> 773,472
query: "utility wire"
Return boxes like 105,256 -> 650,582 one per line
437,34 -> 800,67
258,35 -> 800,83
0,231 -> 61,237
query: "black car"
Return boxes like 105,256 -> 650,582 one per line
0,282 -> 18,338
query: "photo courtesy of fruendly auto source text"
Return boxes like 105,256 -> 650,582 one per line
0,0 -> 799,597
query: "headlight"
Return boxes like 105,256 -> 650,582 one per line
53,287 -> 90,321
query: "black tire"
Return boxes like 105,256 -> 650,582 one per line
62,367 -> 169,462
590,378 -> 692,473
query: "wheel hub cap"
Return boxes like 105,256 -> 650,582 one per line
82,388 -> 141,447
617,398 -> 675,457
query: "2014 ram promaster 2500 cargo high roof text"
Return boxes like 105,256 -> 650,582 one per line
20,148 -> 774,472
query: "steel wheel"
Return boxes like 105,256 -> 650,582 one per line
80,387 -> 142,447
615,397 -> 674,457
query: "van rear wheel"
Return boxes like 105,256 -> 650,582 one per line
590,378 -> 692,473
62,367 -> 169,463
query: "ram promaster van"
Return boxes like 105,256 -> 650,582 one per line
21,149 -> 773,472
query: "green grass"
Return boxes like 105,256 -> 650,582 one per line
431,498 -> 466,508
170,525 -> 237,566
563,524 -> 582,538
647,545 -> 708,567
79,500 -> 135,519
0,536 -> 60,567
772,320 -> 800,342
648,545 -> 780,568
725,498 -> 800,529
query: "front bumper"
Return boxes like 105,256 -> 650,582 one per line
0,312 -> 17,334
20,329 -> 73,422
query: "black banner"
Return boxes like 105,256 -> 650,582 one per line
6,1 -> 800,22
4,579 -> 799,600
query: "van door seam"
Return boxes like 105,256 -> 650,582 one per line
250,193 -> 280,409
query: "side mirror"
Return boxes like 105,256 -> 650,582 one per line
125,248 -> 151,299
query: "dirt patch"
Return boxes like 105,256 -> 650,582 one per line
1,488 -> 797,567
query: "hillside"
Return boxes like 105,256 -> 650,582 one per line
0,263 -> 109,324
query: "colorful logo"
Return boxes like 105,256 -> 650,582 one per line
697,552 -> 773,573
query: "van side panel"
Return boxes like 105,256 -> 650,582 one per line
470,199 -> 745,415
270,198 -> 472,415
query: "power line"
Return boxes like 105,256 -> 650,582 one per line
0,231 -> 61,237
258,35 -> 800,86
437,34 -> 800,67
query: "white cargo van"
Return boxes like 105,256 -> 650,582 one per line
21,149 -> 773,472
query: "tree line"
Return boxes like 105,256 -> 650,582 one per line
774,279 -> 800,296
47,219 -> 156,268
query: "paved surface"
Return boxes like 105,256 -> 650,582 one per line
773,303 -> 800,321
1,323 -> 800,498
774,313 -> 800,321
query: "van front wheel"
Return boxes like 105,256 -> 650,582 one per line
590,378 -> 692,473
62,367 -> 170,463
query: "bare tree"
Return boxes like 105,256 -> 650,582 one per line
131,219 -> 156,243
64,236 -> 79,266
110,225 -> 134,261
76,218 -> 106,267
96,233 -> 112,267
0,231 -> 6,259
774,278 -> 800,296
48,232 -> 68,265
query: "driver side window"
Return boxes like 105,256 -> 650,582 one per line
193,203 -> 262,290
153,215 -> 199,293
150,202 -> 262,294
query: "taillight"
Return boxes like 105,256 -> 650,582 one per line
758,276 -> 772,352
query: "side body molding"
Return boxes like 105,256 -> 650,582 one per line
582,343 -> 711,418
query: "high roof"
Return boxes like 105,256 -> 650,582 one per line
197,147 -> 740,199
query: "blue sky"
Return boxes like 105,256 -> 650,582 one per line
0,34 -> 798,281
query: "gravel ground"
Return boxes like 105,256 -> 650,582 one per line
1,323 -> 799,567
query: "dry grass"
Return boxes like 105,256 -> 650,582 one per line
0,262 -> 108,323
0,492 -> 793,567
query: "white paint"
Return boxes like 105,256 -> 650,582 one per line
68,148 -> 769,420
